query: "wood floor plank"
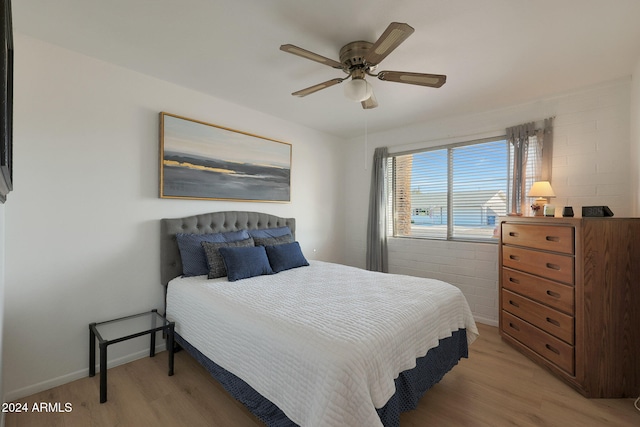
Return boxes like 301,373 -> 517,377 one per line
5,323 -> 640,426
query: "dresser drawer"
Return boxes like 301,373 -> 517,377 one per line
502,289 -> 574,344
502,223 -> 574,254
502,245 -> 574,284
502,268 -> 574,314
502,311 -> 574,375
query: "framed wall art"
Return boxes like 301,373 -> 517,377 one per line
0,0 -> 13,204
160,113 -> 291,202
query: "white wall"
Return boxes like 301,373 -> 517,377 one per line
3,35 -> 346,400
0,204 -> 5,421
344,78 -> 633,326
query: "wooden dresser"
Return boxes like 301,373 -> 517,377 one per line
498,216 -> 640,398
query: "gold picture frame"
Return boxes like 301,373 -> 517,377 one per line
160,112 -> 291,202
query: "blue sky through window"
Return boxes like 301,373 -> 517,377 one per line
411,140 -> 508,192
399,138 -> 508,239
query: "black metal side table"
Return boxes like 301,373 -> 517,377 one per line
89,309 -> 175,403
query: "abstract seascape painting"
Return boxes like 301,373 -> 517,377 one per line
160,113 -> 291,202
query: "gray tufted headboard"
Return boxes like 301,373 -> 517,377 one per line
160,211 -> 295,286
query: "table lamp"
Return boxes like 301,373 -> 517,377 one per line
528,181 -> 555,216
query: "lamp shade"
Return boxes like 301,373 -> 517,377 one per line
344,78 -> 372,102
528,181 -> 555,198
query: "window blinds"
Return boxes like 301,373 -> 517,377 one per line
389,137 -> 509,241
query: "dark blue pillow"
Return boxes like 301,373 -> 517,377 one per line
201,238 -> 255,279
265,241 -> 309,273
248,226 -> 292,239
218,246 -> 274,282
176,230 -> 250,276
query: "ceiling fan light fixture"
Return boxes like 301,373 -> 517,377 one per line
344,78 -> 372,102
281,22 -> 445,110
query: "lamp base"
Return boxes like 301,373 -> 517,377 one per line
531,197 -> 548,216
532,204 -> 544,216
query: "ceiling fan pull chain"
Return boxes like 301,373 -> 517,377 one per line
364,112 -> 368,170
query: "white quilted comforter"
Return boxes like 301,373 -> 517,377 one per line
166,261 -> 478,427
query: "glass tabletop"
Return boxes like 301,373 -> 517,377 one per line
91,311 -> 170,343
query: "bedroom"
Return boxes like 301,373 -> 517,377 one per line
1,0 -> 640,425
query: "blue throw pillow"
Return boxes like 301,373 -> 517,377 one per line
265,241 -> 309,273
248,226 -> 292,239
201,238 -> 255,279
218,246 -> 274,282
176,230 -> 250,276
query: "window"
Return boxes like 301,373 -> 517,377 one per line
389,137 -> 509,241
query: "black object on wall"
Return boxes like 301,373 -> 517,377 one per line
0,0 -> 12,204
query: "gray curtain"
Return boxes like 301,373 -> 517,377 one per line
507,122 -> 536,215
507,119 -> 554,214
541,118 -> 554,181
366,147 -> 388,272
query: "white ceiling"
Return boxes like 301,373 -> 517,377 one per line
12,0 -> 640,139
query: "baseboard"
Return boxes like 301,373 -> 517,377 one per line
4,344 -> 167,402
473,315 -> 498,328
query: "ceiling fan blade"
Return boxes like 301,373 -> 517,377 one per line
364,22 -> 415,66
361,91 -> 378,109
280,44 -> 344,69
377,71 -> 446,88
292,78 -> 344,97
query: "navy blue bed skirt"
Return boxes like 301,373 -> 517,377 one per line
175,329 -> 468,427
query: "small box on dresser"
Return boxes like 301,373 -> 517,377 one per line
498,216 -> 640,398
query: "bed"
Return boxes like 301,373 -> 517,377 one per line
161,211 -> 478,427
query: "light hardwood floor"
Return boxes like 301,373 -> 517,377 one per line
6,323 -> 639,426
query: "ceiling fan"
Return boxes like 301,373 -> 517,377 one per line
280,22 -> 446,109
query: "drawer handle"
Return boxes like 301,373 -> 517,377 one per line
509,232 -> 519,237
509,277 -> 520,284
508,322 -> 520,331
546,290 -> 561,299
546,263 -> 561,271
545,236 -> 560,242
509,300 -> 520,308
509,255 -> 520,261
545,344 -> 560,355
546,317 -> 561,327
